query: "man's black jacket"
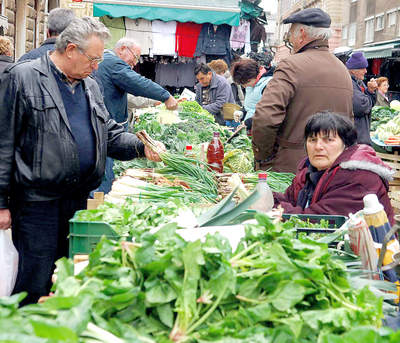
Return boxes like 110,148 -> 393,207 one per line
0,53 -> 145,207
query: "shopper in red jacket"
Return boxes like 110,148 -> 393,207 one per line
274,111 -> 395,224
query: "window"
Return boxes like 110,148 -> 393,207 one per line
342,25 -> 348,39
365,18 -> 374,43
376,14 -> 384,31
348,22 -> 356,46
388,10 -> 397,27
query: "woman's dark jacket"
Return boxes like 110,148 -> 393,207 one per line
274,144 -> 395,225
351,75 -> 376,145
0,54 -> 145,208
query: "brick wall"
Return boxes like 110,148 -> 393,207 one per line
1,0 -> 46,59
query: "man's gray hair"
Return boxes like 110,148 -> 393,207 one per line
114,37 -> 139,50
294,23 -> 332,41
48,8 -> 76,36
55,17 -> 110,52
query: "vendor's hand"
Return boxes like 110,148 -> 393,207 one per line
0,209 -> 11,230
164,96 -> 178,110
233,110 -> 243,123
367,78 -> 378,92
145,141 -> 166,162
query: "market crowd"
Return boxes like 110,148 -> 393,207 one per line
0,7 -> 395,305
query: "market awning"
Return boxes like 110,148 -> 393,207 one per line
356,43 -> 399,59
93,0 -> 241,26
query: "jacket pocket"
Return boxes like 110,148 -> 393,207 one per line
25,96 -> 60,182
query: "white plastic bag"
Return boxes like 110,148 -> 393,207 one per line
0,230 -> 19,296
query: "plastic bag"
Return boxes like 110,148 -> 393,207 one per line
0,230 -> 19,297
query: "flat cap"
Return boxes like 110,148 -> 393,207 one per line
283,8 -> 331,28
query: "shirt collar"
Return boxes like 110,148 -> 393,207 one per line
49,53 -> 81,90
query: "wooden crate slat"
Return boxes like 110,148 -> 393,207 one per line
376,152 -> 400,162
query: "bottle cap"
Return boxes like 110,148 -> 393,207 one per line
186,145 -> 192,150
363,194 -> 384,215
213,132 -> 220,137
258,173 -> 267,180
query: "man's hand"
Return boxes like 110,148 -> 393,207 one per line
144,141 -> 166,162
0,209 -> 11,230
164,96 -> 178,110
367,78 -> 378,93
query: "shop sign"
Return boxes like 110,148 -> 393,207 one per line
69,2 -> 86,8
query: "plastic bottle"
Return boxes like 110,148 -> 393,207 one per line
184,145 -> 196,159
250,173 -> 274,213
207,132 -> 224,173
362,194 -> 400,285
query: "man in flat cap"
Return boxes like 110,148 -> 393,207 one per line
252,7 -> 353,173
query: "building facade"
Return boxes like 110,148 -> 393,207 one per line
341,0 -> 400,53
341,0 -> 400,97
264,10 -> 277,47
0,0 -> 93,61
0,0 -> 61,60
274,0 -> 346,62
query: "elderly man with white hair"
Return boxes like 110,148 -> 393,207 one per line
98,37 -> 177,125
252,8 -> 354,173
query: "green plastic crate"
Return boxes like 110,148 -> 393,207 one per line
69,210 -> 120,257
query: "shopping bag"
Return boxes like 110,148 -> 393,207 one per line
347,211 -> 380,279
0,230 -> 19,297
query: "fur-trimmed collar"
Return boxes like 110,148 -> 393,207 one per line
338,144 -> 394,181
297,144 -> 394,181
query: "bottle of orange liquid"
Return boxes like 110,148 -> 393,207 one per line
207,132 -> 224,173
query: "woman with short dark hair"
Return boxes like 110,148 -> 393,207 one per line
231,58 -> 273,130
274,111 -> 394,223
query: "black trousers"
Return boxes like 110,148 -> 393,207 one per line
11,195 -> 87,306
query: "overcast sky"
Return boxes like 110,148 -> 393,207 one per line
261,0 -> 278,14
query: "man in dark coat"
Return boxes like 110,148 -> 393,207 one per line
0,17 -> 164,306
0,36 -> 13,73
18,8 -> 75,61
252,8 -> 353,173
346,51 -> 377,145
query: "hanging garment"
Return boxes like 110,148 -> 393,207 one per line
125,18 -> 152,55
177,62 -> 196,87
100,16 -> 126,50
175,22 -> 202,58
155,63 -> 179,87
230,20 -> 250,51
151,20 -> 177,56
250,18 -> 266,52
371,58 -> 382,76
194,23 -> 231,57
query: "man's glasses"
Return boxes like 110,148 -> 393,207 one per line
78,47 -> 103,65
283,31 -> 293,51
126,46 -> 140,66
